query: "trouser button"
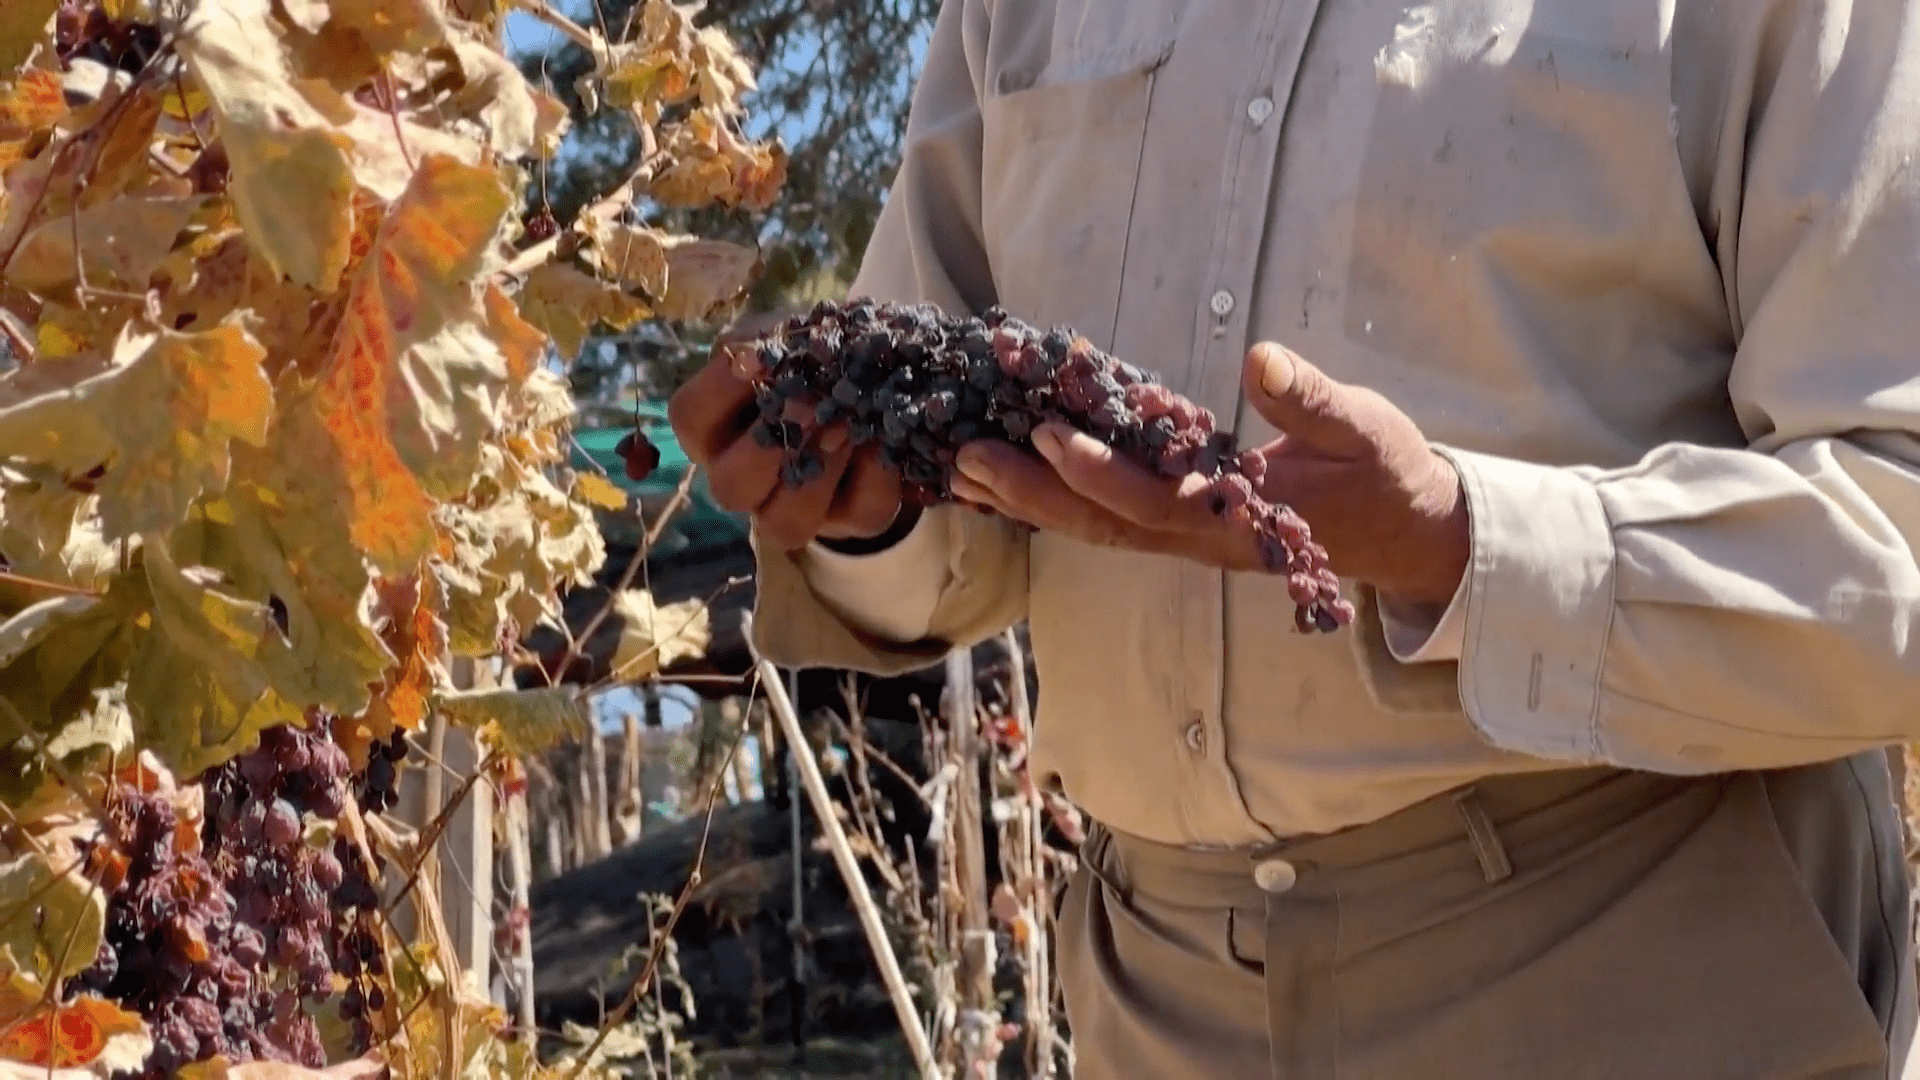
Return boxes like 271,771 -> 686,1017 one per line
1253,858 -> 1297,894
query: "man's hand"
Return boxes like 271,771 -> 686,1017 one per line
949,343 -> 1471,607
667,311 -> 913,553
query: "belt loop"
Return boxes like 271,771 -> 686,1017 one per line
1453,786 -> 1514,884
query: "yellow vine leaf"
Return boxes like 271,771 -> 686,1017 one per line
438,686 -> 586,758
124,540 -> 301,779
179,0 -> 357,291
607,589 -> 711,681
484,282 -> 545,380
573,471 -> 628,510
0,0 -> 57,77
648,105 -> 786,210
514,263 -> 649,357
582,220 -> 671,298
0,589 -> 134,769
0,319 -> 272,543
0,852 -> 104,983
0,457 -> 117,594
301,152 -> 509,572
174,484 -> 392,719
652,236 -> 760,322
5,196 -> 206,295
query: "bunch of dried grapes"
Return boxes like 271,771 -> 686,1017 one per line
639,299 -> 1353,633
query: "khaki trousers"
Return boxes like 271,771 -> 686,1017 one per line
1057,755 -> 1916,1078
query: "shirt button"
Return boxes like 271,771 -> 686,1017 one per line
1252,858 -> 1297,894
1209,289 -> 1235,317
1183,719 -> 1205,751
1247,95 -> 1275,126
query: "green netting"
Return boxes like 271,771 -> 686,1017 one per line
571,404 -> 749,557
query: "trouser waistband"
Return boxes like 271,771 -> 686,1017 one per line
1085,765 -> 1706,906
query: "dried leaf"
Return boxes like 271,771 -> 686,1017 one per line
440,685 -> 586,757
5,196 -> 206,295
0,0 -> 57,76
648,106 -> 786,211
0,318 -> 272,542
172,484 -> 392,719
652,235 -> 759,322
446,33 -> 554,159
572,471 -> 627,510
608,589 -> 710,680
125,538 -> 301,779
300,152 -> 510,571
0,973 -> 148,1074
289,0 -> 447,56
514,263 -> 648,357
582,220 -> 670,298
0,852 -> 104,982
0,70 -> 63,169
179,0 -> 357,290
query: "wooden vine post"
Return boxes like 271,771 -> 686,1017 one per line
744,613 -> 940,1078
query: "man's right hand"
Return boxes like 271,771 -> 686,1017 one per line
668,310 -> 915,554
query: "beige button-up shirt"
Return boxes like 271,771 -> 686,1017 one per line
748,0 -> 1920,847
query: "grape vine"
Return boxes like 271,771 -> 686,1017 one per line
731,299 -> 1354,632
0,0 -> 775,1072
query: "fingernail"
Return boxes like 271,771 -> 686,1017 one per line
818,427 -> 847,454
1031,426 -> 1066,462
1257,346 -> 1295,397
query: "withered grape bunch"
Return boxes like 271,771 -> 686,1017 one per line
740,299 -> 1352,633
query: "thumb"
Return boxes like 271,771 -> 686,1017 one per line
1243,343 -> 1372,455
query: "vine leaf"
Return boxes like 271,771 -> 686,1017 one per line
179,0 -> 358,291
0,319 -> 273,543
125,540 -> 300,779
572,472 -> 628,510
582,220 -> 670,298
0,0 -> 57,76
4,196 -> 206,295
292,152 -> 510,573
607,590 -> 711,680
652,236 -> 760,322
172,485 -> 391,722
440,686 -> 587,758
514,263 -> 649,357
0,853 -> 104,982
0,70 -> 63,171
0,972 -> 150,1074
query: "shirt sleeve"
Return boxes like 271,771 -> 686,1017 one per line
1378,572 -> 1469,664
746,0 -> 1029,675
1409,0 -> 1920,772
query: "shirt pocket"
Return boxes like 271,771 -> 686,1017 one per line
977,2 -> 1179,347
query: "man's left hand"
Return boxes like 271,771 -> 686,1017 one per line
950,343 -> 1471,608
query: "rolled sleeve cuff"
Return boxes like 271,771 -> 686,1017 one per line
1378,571 -> 1468,663
1439,446 -> 1618,763
796,512 -> 950,643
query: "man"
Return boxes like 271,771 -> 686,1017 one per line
669,0 -> 1920,1074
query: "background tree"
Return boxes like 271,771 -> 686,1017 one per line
514,0 -> 940,416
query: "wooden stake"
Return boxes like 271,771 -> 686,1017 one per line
947,648 -> 997,1078
744,615 -> 939,1079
